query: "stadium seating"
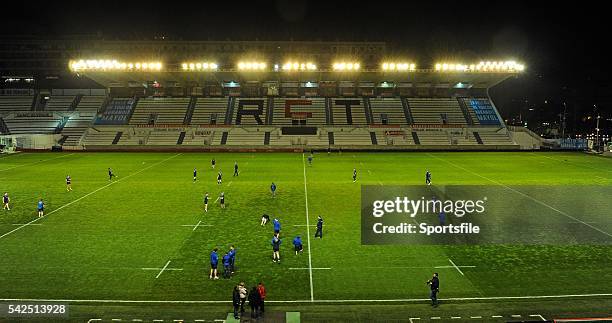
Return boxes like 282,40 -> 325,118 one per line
369,98 -> 408,125
0,96 -> 34,113
225,128 -> 265,146
477,131 -> 514,145
190,98 -> 229,125
333,128 -> 372,145
45,96 -> 75,111
407,98 -> 468,125
0,93 -> 522,150
3,112 -> 63,134
96,98 -> 135,125
331,98 -> 367,126
415,130 -> 451,145
76,96 -> 106,113
129,97 -> 189,125
146,130 -> 181,145
61,112 -> 97,146
272,98 -> 327,126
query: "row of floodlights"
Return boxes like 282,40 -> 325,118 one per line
69,60 -> 162,71
70,59 -> 525,72
435,61 -> 525,72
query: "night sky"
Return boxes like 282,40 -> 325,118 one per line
3,0 -> 610,135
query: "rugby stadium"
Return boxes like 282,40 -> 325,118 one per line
0,5 -> 611,323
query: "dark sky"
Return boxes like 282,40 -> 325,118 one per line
4,0 -> 610,134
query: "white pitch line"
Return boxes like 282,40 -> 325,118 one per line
428,153 -> 612,239
529,314 -> 547,321
155,260 -> 172,279
180,224 -> 212,227
192,220 -> 202,231
2,293 -> 612,304
409,318 -> 420,323
491,315 -> 503,318
227,181 -> 232,187
0,153 -> 75,172
470,316 -> 482,319
141,268 -> 183,271
302,153 -> 314,302
448,258 -> 464,276
0,153 -> 182,241
11,223 -> 42,226
289,267 -> 331,270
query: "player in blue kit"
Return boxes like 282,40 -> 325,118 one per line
307,154 -> 313,166
271,234 -> 281,263
293,236 -> 303,255
270,182 -> 277,197
273,218 -> 281,234
209,248 -> 219,280
37,199 -> 45,217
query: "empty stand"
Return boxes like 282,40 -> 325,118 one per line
332,129 -> 372,145
369,98 -> 408,125
415,130 -> 450,145
0,96 -> 34,113
272,98 -> 327,126
96,98 -> 135,125
190,97 -> 229,125
146,130 -> 181,145
129,97 -> 189,125
408,98 -> 468,125
330,98 -> 367,126
45,96 -> 75,112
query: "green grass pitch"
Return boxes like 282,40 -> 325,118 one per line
0,151 -> 610,321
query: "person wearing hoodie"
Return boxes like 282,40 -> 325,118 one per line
257,282 -> 266,314
222,253 -> 231,279
248,286 -> 262,318
293,235 -> 303,255
232,286 -> 241,319
238,282 -> 248,314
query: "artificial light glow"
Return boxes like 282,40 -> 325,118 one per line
237,61 -> 267,70
435,60 -> 525,73
381,62 -> 416,71
282,61 -> 317,71
333,62 -> 360,71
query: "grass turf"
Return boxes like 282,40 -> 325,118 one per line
0,151 -> 610,321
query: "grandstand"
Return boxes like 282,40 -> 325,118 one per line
0,41 -> 538,151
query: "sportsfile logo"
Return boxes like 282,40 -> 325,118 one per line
372,196 -> 487,218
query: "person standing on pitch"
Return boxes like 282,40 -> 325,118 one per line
37,198 -> 44,217
66,175 -> 72,192
229,245 -> 236,274
3,192 -> 10,211
222,252 -> 231,279
293,235 -> 303,255
307,153 -> 313,166
271,233 -> 281,263
209,248 -> 219,280
233,161 -> 239,176
273,218 -> 281,234
232,285 -> 241,319
270,182 -> 277,197
193,167 -> 197,183
238,282 -> 248,315
217,171 -> 223,185
426,272 -> 440,307
203,192 -> 209,213
211,158 -> 216,169
219,192 -> 226,209
248,285 -> 261,318
315,216 -> 323,238
257,282 -> 266,314
108,167 -> 115,181
426,169 -> 432,186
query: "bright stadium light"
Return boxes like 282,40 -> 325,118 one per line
434,61 -> 524,73
237,61 -> 267,71
281,61 -> 317,71
333,62 -> 360,71
381,62 -> 416,71
69,59 -> 163,72
182,61 -> 218,71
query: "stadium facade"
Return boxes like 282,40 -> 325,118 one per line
0,37 -> 543,151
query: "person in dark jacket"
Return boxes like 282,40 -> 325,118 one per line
248,286 -> 262,318
315,216 -> 323,238
426,272 -> 440,306
232,286 -> 241,319
222,253 -> 231,278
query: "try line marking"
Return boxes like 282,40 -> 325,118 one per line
302,153 -> 314,302
0,153 -> 182,241
1,293 -> 611,304
427,153 -> 612,239
0,153 -> 75,172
